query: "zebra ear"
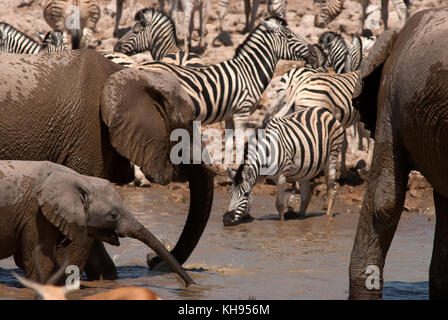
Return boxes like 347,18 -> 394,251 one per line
226,167 -> 236,180
35,32 -> 45,43
261,19 -> 281,34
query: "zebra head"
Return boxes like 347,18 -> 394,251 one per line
223,166 -> 255,226
38,31 -> 67,53
114,8 -> 177,60
257,17 -> 314,64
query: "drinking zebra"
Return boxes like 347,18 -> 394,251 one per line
114,8 -> 204,67
133,17 -> 313,131
223,106 -> 344,226
43,0 -> 100,49
0,22 -> 66,53
215,0 -> 287,46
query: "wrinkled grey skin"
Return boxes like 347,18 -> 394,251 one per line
0,160 -> 193,285
0,49 -> 214,282
350,8 -> 448,299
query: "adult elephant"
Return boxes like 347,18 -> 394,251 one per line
0,49 -> 214,280
349,8 -> 448,299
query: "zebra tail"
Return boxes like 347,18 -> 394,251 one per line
262,89 -> 290,127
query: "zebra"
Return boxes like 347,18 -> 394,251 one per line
314,0 -> 344,28
0,22 -> 66,53
133,17 -> 313,132
360,0 -> 412,31
265,35 -> 364,178
215,0 -> 287,46
114,8 -> 204,67
223,106 -> 344,226
43,0 -> 100,49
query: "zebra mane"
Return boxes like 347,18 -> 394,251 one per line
234,142 -> 250,186
134,7 -> 179,46
233,16 -> 288,59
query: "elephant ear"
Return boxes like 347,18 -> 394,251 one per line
352,29 -> 399,137
36,171 -> 90,244
101,68 -> 195,185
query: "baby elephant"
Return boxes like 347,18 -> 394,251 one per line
0,160 -> 193,286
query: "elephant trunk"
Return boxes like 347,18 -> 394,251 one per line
117,212 -> 194,287
147,164 -> 214,268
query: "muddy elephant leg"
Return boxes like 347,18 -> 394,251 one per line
429,190 -> 448,299
148,164 -> 214,268
84,240 -> 117,280
359,0 -> 368,31
349,128 -> 410,299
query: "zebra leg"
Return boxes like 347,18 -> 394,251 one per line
247,0 -> 260,34
381,0 -> 389,30
360,0 -> 368,31
199,0 -> 208,50
297,180 -> 312,217
340,131 -> 348,180
183,4 -> 193,51
80,27 -> 93,48
275,175 -> 287,221
115,0 -> 124,37
217,0 -> 230,33
242,0 -> 251,34
325,147 -> 339,218
128,0 -> 136,23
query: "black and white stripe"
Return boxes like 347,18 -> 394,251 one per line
43,0 -> 101,49
135,17 -> 312,129
314,0 -> 344,28
114,8 -> 203,66
223,106 -> 344,226
0,22 -> 66,54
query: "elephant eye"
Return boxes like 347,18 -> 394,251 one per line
108,210 -> 119,220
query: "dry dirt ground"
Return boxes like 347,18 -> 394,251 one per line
0,0 -> 442,216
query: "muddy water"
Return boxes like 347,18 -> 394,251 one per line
0,185 -> 434,300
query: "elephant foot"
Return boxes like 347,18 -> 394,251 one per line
212,31 -> 233,47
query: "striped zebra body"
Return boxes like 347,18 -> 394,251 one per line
314,0 -> 344,28
134,17 -> 312,128
319,31 -> 348,73
360,0 -> 412,31
223,106 -> 344,226
114,8 -> 204,67
101,51 -> 138,68
43,0 -> 100,49
0,22 -> 66,54
276,68 -> 360,128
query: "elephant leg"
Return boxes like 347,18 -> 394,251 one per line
381,0 -> 389,30
349,134 -> 410,299
429,190 -> 448,299
20,212 -> 60,282
148,164 -> 214,268
84,240 -> 117,280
